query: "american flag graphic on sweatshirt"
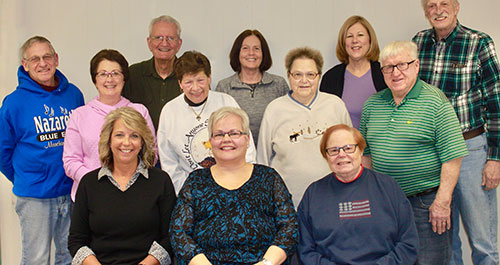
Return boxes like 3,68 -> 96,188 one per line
339,200 -> 371,220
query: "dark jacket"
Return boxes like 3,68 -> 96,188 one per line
319,61 -> 386,97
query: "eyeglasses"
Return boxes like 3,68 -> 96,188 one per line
24,54 -> 55,64
211,130 -> 247,141
325,144 -> 358,156
96,71 -> 123,80
289,72 -> 319,81
380,60 -> 416,74
150,35 -> 179,43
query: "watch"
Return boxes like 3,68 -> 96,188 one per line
262,258 -> 274,265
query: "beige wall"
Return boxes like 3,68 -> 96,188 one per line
1,0 -> 499,264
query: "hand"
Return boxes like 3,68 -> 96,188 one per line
482,160 -> 500,190
82,255 -> 102,265
138,255 -> 160,265
428,197 -> 451,235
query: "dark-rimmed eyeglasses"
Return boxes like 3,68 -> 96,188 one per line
325,144 -> 358,156
380,60 -> 416,74
211,130 -> 247,141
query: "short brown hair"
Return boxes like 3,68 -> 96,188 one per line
90,49 -> 130,84
285,47 -> 324,75
20,36 -> 56,61
174,50 -> 211,81
336,15 -> 380,64
99,107 -> 156,170
229,29 -> 272,72
319,124 -> 366,159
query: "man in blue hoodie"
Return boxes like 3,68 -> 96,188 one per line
0,36 -> 84,265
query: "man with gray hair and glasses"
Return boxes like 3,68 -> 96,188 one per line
413,0 -> 500,264
0,35 -> 84,264
360,41 -> 468,264
122,15 -> 183,130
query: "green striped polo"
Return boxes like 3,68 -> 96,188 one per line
360,79 -> 468,196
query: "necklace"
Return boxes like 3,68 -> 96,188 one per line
189,101 -> 207,121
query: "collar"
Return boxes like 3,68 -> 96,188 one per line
143,57 -> 177,79
334,165 -> 364,183
287,89 -> 318,110
432,20 -> 462,44
97,159 -> 149,180
229,72 -> 274,88
382,79 -> 424,105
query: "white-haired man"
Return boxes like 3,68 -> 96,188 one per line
122,15 -> 183,130
413,1 -> 500,264
360,41 -> 468,264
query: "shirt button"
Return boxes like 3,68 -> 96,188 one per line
391,118 -> 395,122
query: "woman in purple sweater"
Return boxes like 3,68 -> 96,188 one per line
63,49 -> 155,201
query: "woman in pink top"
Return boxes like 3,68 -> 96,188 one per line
63,49 -> 155,201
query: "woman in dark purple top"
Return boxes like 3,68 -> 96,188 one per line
319,16 -> 386,128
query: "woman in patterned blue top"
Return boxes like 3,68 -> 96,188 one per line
170,106 -> 298,265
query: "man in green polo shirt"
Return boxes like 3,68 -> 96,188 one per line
360,41 -> 468,265
122,15 -> 183,130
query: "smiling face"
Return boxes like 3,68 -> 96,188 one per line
424,0 -> 459,39
110,119 -> 142,167
22,42 -> 59,86
382,52 -> 420,104
95,59 -> 124,105
288,57 -> 319,105
239,35 -> 262,72
326,129 -> 362,181
147,21 -> 182,62
345,22 -> 371,63
209,114 -> 249,164
179,71 -> 211,104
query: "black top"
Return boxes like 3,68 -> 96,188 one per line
319,61 -> 387,97
69,167 -> 176,264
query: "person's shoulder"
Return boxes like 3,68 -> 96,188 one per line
459,24 -> 493,41
318,91 -> 344,103
215,73 -> 238,92
263,72 -> 287,82
419,80 -> 450,103
323,63 -> 346,76
413,27 -> 434,40
264,94 -> 289,110
80,167 -> 101,186
129,58 -> 152,70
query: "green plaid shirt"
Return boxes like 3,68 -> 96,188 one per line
413,21 -> 500,160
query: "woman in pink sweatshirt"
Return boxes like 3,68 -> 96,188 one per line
63,49 -> 155,201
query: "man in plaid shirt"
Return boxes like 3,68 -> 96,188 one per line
413,0 -> 500,264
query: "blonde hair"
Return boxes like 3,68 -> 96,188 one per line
380,41 -> 418,62
208,107 -> 250,136
99,107 -> 156,170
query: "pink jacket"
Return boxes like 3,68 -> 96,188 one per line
63,96 -> 156,201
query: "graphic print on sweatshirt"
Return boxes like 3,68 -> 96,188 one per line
182,118 -> 215,169
339,199 -> 372,220
288,119 -> 329,143
33,103 -> 73,149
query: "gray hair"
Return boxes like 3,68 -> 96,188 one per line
420,0 -> 459,10
208,107 -> 250,136
148,15 -> 181,37
380,41 -> 418,62
19,36 -> 56,61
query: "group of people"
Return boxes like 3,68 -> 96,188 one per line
1,0 -> 499,264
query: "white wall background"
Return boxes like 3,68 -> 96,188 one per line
1,0 -> 499,264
